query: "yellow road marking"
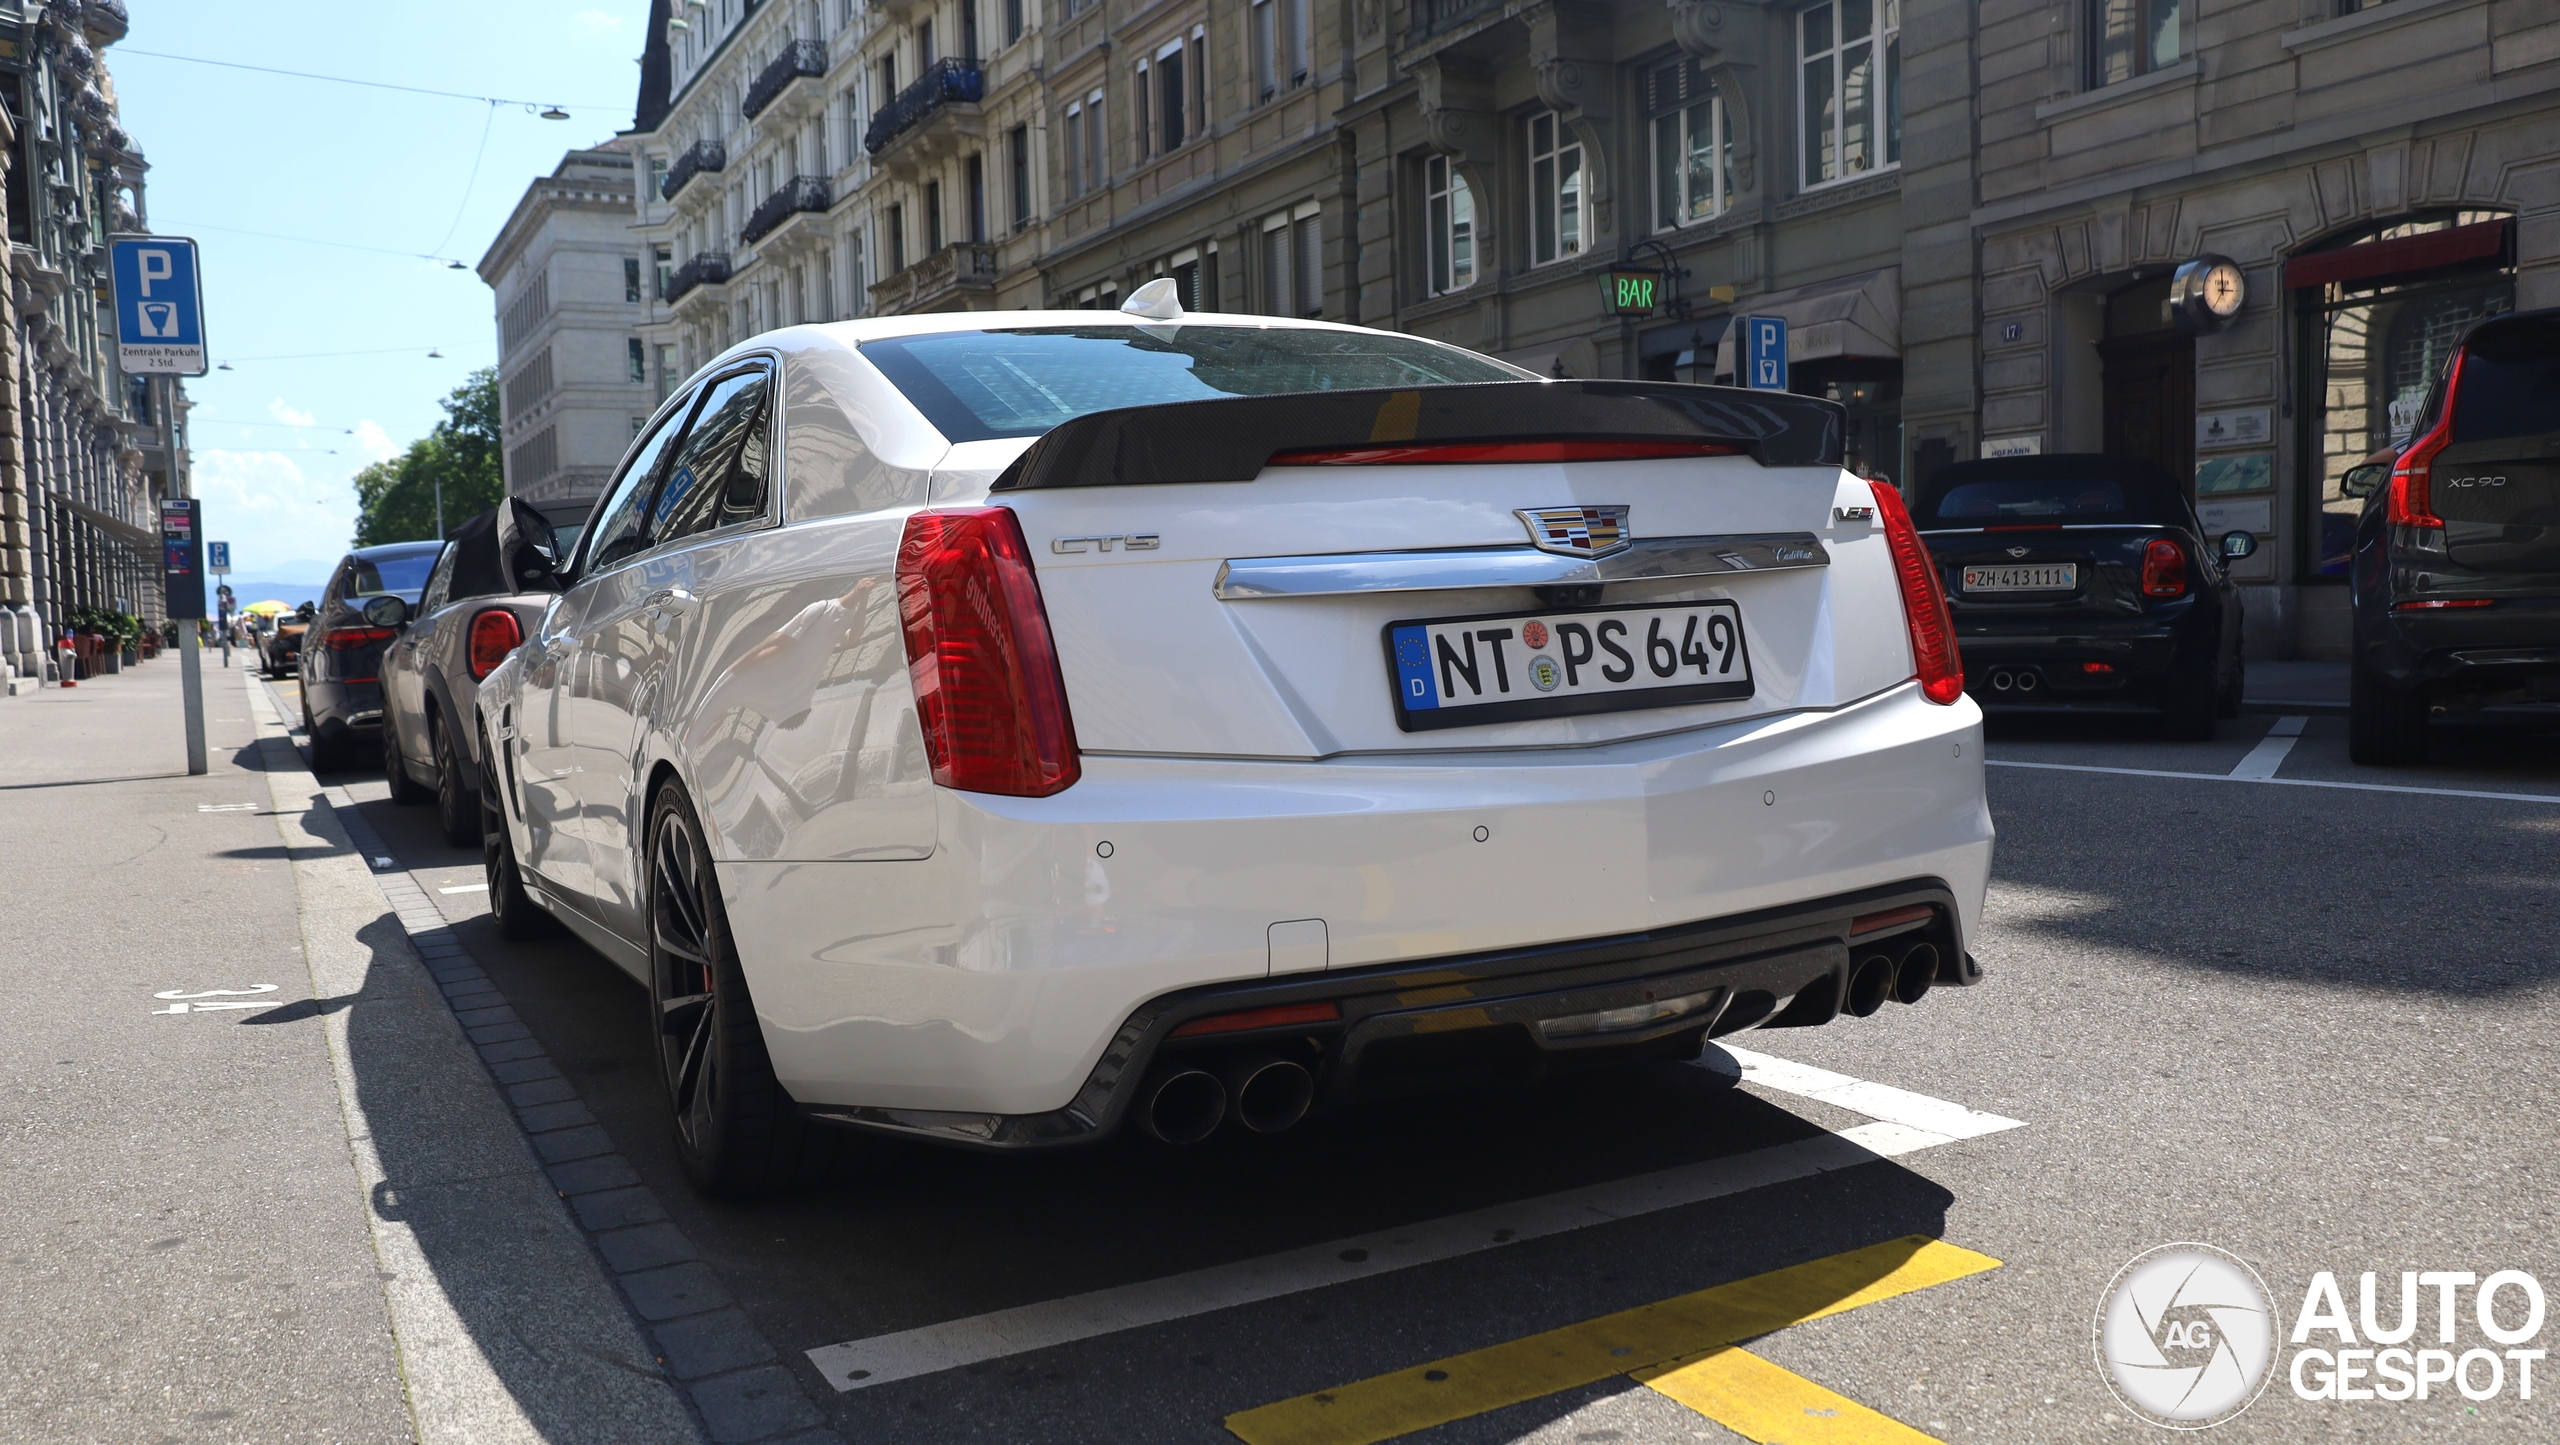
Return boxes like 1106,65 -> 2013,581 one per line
1636,1345 -> 1941,1444
1223,1236 -> 1997,1445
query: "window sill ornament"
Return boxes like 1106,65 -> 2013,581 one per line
1668,0 -> 1759,196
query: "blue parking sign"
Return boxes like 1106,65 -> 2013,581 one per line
109,235 -> 208,375
1743,315 -> 1788,392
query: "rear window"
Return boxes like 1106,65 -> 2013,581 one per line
861,325 -> 1529,442
2453,345 -> 2560,445
1918,477 -> 2131,526
351,550 -> 439,600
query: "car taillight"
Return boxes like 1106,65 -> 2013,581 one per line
467,608 -> 523,681
2394,598 -> 2495,611
2140,538 -> 2188,598
895,507 -> 1080,797
325,626 -> 395,650
1869,481 -> 1964,706
2388,349 -> 2464,529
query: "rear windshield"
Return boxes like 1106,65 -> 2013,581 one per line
351,550 -> 439,600
861,325 -> 1530,442
1918,477 -> 2132,526
2454,348 -> 2560,445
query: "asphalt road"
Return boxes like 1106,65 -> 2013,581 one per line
305,676 -> 2560,1444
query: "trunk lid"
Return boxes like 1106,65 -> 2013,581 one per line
943,449 -> 1904,759
2439,318 -> 2560,575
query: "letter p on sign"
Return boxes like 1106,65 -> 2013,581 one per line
138,248 -> 172,295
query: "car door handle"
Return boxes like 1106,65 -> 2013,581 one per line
646,588 -> 696,614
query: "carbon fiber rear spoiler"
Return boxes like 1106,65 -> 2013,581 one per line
988,380 -> 1843,491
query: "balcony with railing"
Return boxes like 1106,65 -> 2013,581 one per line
660,139 -> 726,202
868,242 -> 999,314
665,251 -> 732,306
1407,0 -> 1507,47
740,176 -> 831,245
863,58 -> 984,159
742,39 -> 828,121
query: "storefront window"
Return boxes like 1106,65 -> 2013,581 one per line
2297,213 -> 2514,578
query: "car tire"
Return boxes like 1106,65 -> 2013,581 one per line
434,720 -> 478,849
646,781 -> 880,1196
2348,657 -> 2429,766
2217,654 -> 2245,720
304,697 -> 355,774
384,718 -> 432,805
479,735 -> 556,941
2160,671 -> 2217,741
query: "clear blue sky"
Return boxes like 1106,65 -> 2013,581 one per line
112,1 -> 644,590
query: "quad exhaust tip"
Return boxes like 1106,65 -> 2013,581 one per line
1138,1068 -> 1226,1145
1845,953 -> 1895,1018
1895,942 -> 1938,1006
1223,1054 -> 1315,1134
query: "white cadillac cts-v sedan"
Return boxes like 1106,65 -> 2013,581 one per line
474,290 -> 1993,1194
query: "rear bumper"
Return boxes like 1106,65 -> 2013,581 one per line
2361,598 -> 2560,703
1956,619 -> 2212,704
719,680 -> 1992,1125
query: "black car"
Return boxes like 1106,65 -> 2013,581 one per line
2344,307 -> 2560,764
299,541 -> 443,771
1915,455 -> 2258,739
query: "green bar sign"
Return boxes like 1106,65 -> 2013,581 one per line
1604,268 -> 1661,317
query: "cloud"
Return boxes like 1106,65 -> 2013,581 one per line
351,420 -> 400,463
191,449 -> 358,574
573,9 -> 623,32
268,398 -> 315,427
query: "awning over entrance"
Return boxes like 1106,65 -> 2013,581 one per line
1724,267 -> 1902,364
2284,217 -> 2511,291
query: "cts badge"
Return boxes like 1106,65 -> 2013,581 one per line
1050,534 -> 1162,554
1515,506 -> 1632,559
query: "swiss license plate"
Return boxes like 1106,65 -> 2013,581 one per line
1386,601 -> 1753,731
1961,563 -> 2078,593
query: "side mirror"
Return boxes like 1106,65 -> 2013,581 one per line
2219,531 -> 2258,561
2340,464 -> 2385,500
360,594 -> 410,629
498,496 -> 564,593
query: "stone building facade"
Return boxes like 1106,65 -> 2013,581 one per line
480,143 -> 657,521
0,0 -> 171,687
609,0 -> 2559,660
1954,0 -> 2560,658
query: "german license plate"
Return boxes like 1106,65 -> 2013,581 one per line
1961,563 -> 2078,593
1386,601 -> 1753,731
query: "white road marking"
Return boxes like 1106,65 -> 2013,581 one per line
154,986 -> 279,1000
1987,757 -> 2560,805
197,803 -> 258,813
438,883 -> 490,895
154,1001 -> 278,1014
802,1048 -> 2025,1393
2227,715 -> 2307,780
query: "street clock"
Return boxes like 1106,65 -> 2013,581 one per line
2169,255 -> 2247,336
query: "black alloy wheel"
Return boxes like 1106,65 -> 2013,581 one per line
433,718 -> 477,848
478,728 -> 555,940
646,782 -> 876,1196
384,716 -> 431,805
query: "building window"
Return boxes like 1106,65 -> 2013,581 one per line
654,343 -> 675,401
919,18 -> 935,66
627,338 -> 646,383
1005,0 -> 1024,46
1649,58 -> 1731,228
1085,90 -> 1105,191
1252,0 -> 1309,103
960,0 -> 978,62
1166,247 -> 1216,312
1158,42 -> 1186,152
1009,124 -> 1031,230
624,257 -> 643,303
887,204 -> 907,271
1799,0 -> 1900,190
1262,209 -> 1322,317
925,180 -> 944,252
966,154 -> 987,243
1065,103 -> 1085,197
654,246 -> 673,301
1136,60 -> 1152,159
1527,111 -> 1582,266
2087,0 -> 2183,88
1425,154 -> 1475,295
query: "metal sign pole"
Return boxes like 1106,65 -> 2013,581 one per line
167,376 -> 205,776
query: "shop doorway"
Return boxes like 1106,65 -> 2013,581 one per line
2097,276 -> 2192,487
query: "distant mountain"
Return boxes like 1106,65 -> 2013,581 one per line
220,569 -> 336,606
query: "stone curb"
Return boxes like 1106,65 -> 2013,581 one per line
280,687 -> 838,1445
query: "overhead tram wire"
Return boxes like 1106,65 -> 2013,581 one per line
112,48 -> 618,118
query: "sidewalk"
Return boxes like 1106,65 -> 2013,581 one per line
2243,658 -> 2347,712
0,661 -> 701,1442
